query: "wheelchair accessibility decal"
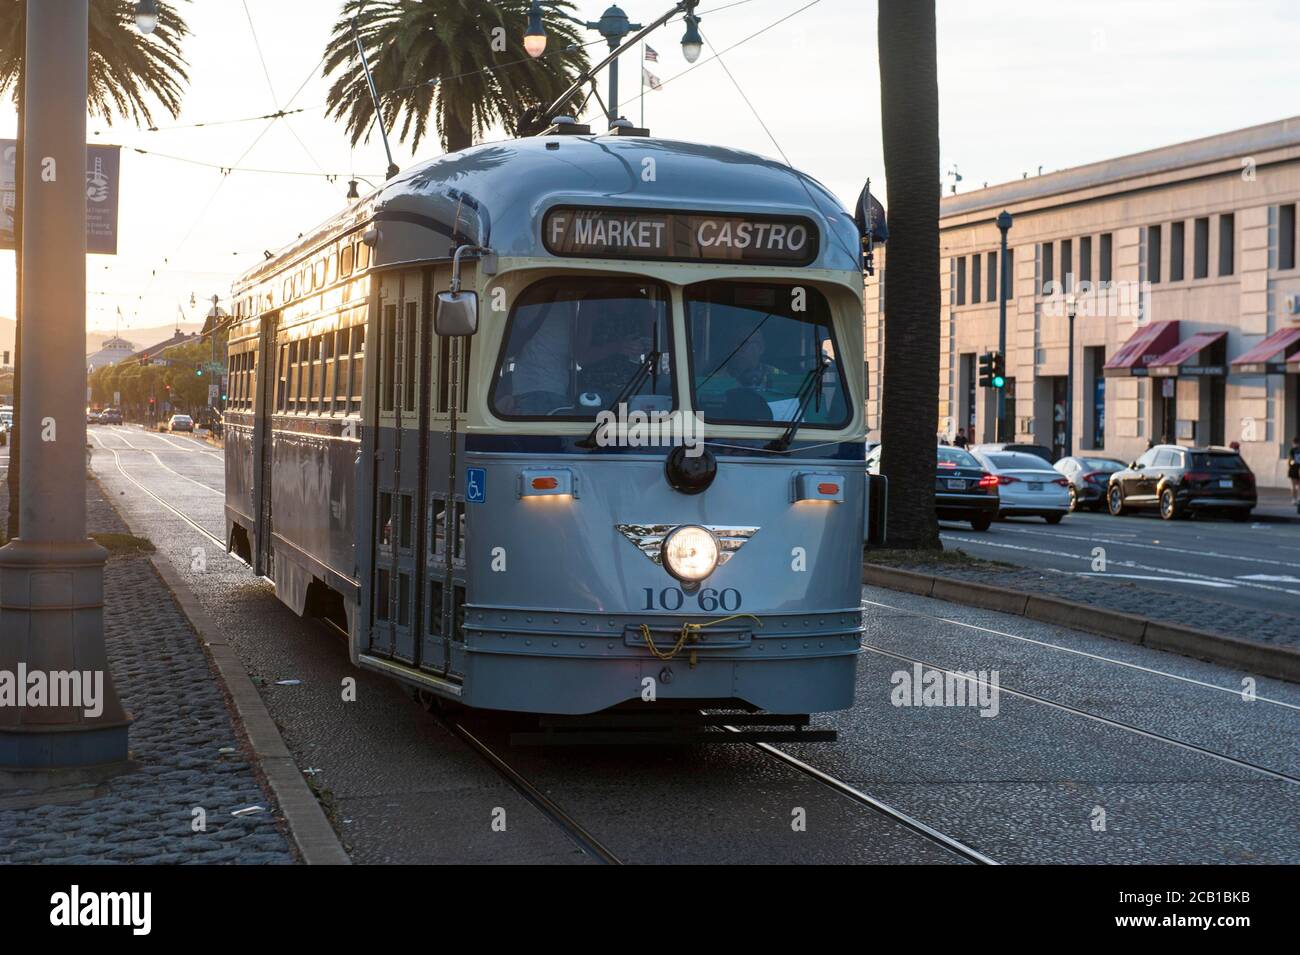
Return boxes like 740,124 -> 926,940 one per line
465,467 -> 486,504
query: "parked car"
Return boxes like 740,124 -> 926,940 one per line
86,408 -> 101,424
167,414 -> 194,433
1054,455 -> 1128,511
98,407 -> 123,425
970,449 -> 1071,523
867,444 -> 1000,530
971,442 -> 1056,464
1106,445 -> 1256,521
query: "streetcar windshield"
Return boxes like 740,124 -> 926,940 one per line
491,277 -> 673,420
685,281 -> 849,429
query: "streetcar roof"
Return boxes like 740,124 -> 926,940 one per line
234,135 -> 862,292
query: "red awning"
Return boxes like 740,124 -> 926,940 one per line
1147,331 -> 1227,377
1231,326 -> 1300,374
1103,320 -> 1180,376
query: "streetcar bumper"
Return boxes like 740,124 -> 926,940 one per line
459,607 -> 862,714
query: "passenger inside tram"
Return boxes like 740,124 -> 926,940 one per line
492,277 -> 672,418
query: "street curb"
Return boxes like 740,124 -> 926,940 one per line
862,562 -> 1300,684
148,556 -> 350,865
95,480 -> 350,865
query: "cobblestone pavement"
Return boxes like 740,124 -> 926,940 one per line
0,474 -> 293,864
871,551 -> 1300,649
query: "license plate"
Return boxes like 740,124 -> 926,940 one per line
947,479 -> 965,489
1219,479 -> 1233,488
1028,482 -> 1043,492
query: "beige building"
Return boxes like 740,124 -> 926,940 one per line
865,115 -> 1300,488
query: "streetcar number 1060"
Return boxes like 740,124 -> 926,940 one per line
642,587 -> 743,612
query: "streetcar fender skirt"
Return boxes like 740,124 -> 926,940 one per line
458,649 -> 859,715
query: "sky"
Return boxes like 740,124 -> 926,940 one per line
2,0 -> 1300,335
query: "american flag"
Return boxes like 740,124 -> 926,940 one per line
644,44 -> 659,62
642,67 -> 661,91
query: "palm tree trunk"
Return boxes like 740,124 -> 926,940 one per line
6,63 -> 22,541
443,110 -> 472,153
877,0 -> 940,550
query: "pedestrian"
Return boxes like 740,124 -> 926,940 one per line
1288,435 -> 1300,504
954,428 -> 969,449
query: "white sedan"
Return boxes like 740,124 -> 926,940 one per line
970,449 -> 1070,524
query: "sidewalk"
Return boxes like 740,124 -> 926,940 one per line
1256,486 -> 1300,523
0,480 -> 293,864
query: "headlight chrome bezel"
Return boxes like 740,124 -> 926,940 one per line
660,524 -> 721,584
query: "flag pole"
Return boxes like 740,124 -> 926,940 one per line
640,41 -> 645,128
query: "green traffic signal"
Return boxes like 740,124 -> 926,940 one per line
992,374 -> 1006,389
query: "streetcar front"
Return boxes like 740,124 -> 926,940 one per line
451,157 -> 867,716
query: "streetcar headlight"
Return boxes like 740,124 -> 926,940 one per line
661,525 -> 719,582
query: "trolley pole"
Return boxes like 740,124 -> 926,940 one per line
995,210 -> 1012,442
0,0 -> 130,771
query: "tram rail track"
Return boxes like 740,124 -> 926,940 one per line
859,643 -> 1300,785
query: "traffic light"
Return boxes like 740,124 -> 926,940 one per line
979,351 -> 1008,389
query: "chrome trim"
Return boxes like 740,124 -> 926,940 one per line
615,523 -> 759,566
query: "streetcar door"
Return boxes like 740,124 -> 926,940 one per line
369,270 -> 424,663
423,263 -> 471,679
253,313 -> 277,577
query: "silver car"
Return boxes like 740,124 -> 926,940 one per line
970,449 -> 1071,523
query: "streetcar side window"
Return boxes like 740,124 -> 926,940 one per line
277,344 -> 288,412
381,304 -> 397,412
335,327 -> 351,408
490,276 -> 673,421
403,301 -> 418,414
350,325 -> 366,413
684,281 -> 849,430
287,341 -> 300,413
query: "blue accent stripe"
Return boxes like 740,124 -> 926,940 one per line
465,433 -> 865,460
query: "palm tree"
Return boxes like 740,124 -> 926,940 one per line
0,0 -> 191,538
323,0 -> 590,155
876,0 -> 940,550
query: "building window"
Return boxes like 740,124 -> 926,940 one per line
1099,233 -> 1113,284
1280,203 -> 1296,270
1080,236 -> 1092,284
986,251 -> 997,303
1169,221 -> 1184,282
1218,214 -> 1235,276
1147,225 -> 1162,283
1060,238 -> 1073,291
1040,242 -> 1054,293
1193,217 -> 1209,279
971,253 -> 981,304
955,256 -> 966,306
1005,247 -> 1015,301
1085,346 -> 1106,449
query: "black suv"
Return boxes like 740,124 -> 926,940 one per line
871,444 -> 999,530
1107,445 -> 1257,521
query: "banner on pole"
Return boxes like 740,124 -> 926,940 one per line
0,140 -> 121,254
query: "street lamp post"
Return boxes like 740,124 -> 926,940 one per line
996,210 -> 1012,442
524,1 -> 702,127
0,0 -> 129,770
1065,293 -> 1077,459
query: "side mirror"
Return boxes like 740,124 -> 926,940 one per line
1129,461 -> 1139,469
435,290 -> 479,337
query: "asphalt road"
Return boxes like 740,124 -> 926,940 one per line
66,424 -> 1300,863
938,510 -> 1300,617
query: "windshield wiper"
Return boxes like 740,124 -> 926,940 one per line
766,355 -> 832,452
575,349 -> 663,449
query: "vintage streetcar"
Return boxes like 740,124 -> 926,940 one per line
223,123 -> 877,738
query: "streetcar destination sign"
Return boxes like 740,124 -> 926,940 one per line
544,206 -> 819,266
